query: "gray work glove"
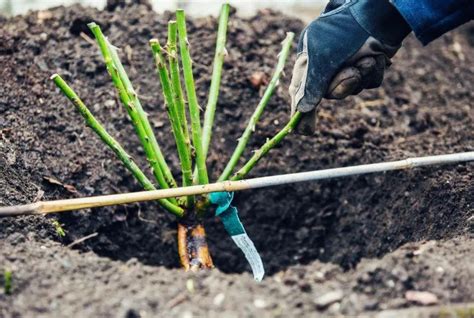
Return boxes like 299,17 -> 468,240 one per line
289,0 -> 412,135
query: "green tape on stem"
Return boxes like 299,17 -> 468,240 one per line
210,191 -> 264,281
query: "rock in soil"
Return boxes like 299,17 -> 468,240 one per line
0,3 -> 473,317
405,290 -> 439,306
314,290 -> 344,309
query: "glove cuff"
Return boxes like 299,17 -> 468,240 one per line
349,0 -> 412,46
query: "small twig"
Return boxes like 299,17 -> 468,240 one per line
165,293 -> 188,309
219,32 -> 295,181
137,206 -> 158,224
79,32 -> 96,46
67,232 -> 99,248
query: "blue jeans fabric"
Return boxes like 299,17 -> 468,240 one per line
391,0 -> 474,44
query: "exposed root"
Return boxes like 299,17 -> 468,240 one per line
177,221 -> 214,271
177,223 -> 190,270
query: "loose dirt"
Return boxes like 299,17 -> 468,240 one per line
0,3 -> 473,317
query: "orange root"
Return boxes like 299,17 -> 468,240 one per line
177,223 -> 190,270
190,224 -> 214,270
177,222 -> 214,271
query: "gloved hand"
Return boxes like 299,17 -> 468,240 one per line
289,0 -> 412,135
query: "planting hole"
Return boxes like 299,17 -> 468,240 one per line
54,165 -> 470,275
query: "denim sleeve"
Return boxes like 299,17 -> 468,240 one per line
390,0 -> 474,45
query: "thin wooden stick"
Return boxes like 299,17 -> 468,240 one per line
67,232 -> 99,248
1,151 -> 472,217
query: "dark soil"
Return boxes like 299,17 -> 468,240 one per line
0,3 -> 473,317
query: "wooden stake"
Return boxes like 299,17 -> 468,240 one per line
0,152 -> 473,217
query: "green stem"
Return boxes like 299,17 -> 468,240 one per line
230,112 -> 302,181
167,21 -> 191,156
176,10 -> 209,186
52,74 -> 184,217
88,22 -> 178,193
150,39 -> 194,208
219,32 -> 295,181
108,45 -> 178,189
201,3 -> 230,158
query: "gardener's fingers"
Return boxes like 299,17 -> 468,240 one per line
289,51 -> 320,117
289,31 -> 326,117
296,108 -> 317,136
360,55 -> 386,89
289,47 -> 320,136
326,56 -> 386,99
326,67 -> 362,99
